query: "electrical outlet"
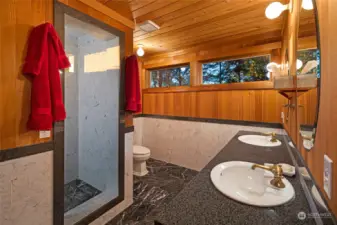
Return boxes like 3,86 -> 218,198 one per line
323,155 -> 333,199
39,130 -> 51,139
281,112 -> 285,123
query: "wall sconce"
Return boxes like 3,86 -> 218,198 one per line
265,0 -> 313,19
265,2 -> 289,20
266,62 -> 281,72
266,60 -> 302,72
302,0 -> 314,10
296,59 -> 303,70
136,44 -> 145,57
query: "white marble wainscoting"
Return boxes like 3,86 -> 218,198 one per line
0,151 -> 53,225
134,117 -> 284,171
133,117 -> 144,145
90,131 -> 133,225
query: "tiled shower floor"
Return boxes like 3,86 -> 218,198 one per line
64,179 -> 102,212
106,158 -> 198,225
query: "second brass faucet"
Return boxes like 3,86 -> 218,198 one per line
263,132 -> 278,143
251,164 -> 285,189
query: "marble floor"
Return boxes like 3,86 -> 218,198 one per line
106,158 -> 198,225
64,179 -> 102,213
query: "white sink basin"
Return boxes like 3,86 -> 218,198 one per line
210,161 -> 295,207
238,135 -> 281,147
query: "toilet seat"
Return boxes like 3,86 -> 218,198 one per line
133,145 -> 150,155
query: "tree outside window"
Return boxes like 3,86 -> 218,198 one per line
297,49 -> 320,76
202,55 -> 270,84
150,66 -> 190,88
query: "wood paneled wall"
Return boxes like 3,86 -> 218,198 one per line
298,88 -> 318,126
139,39 -> 287,124
139,31 -> 318,125
0,0 -> 53,150
143,89 -> 288,123
301,0 -> 337,215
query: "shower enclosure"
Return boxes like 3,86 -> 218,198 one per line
54,3 -> 125,225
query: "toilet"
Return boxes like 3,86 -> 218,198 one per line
133,145 -> 151,176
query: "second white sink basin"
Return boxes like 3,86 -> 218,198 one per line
210,161 -> 295,207
238,135 -> 282,147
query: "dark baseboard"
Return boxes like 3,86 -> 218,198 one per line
124,126 -> 134,133
0,142 -> 53,163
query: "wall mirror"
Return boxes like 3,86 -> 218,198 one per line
297,0 -> 320,151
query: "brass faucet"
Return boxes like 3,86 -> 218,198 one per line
263,132 -> 278,143
251,164 -> 285,189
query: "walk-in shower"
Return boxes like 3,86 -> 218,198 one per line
54,3 -> 125,224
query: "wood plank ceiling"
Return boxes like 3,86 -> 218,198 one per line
98,0 -> 316,56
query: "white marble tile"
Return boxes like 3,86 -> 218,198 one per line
64,132 -> 133,225
65,32 -> 79,184
77,36 -> 120,192
0,162 -> 12,225
64,131 -> 132,225
0,151 -> 53,225
136,117 -> 284,171
133,117 -> 144,145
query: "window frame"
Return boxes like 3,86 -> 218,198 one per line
148,64 -> 191,88
144,53 -> 275,91
201,54 -> 272,85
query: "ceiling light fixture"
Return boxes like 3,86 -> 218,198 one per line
302,0 -> 314,10
137,44 -> 145,57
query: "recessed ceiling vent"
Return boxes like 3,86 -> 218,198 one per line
138,20 -> 160,32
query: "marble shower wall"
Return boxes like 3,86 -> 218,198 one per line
0,151 -> 53,225
134,117 -> 284,171
77,35 -> 120,192
64,31 -> 79,184
64,132 -> 133,225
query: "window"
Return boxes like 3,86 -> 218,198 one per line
297,49 -> 320,76
150,65 -> 190,88
202,55 -> 270,84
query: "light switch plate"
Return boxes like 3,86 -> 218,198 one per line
281,112 -> 285,123
39,130 -> 51,139
323,154 -> 333,199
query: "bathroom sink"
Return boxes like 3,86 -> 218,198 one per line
210,161 -> 295,207
238,135 -> 281,147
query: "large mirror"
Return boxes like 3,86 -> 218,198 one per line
297,1 -> 320,150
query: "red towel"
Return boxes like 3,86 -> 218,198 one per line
22,23 -> 70,130
125,55 -> 142,113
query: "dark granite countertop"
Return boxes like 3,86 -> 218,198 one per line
153,131 -> 319,225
